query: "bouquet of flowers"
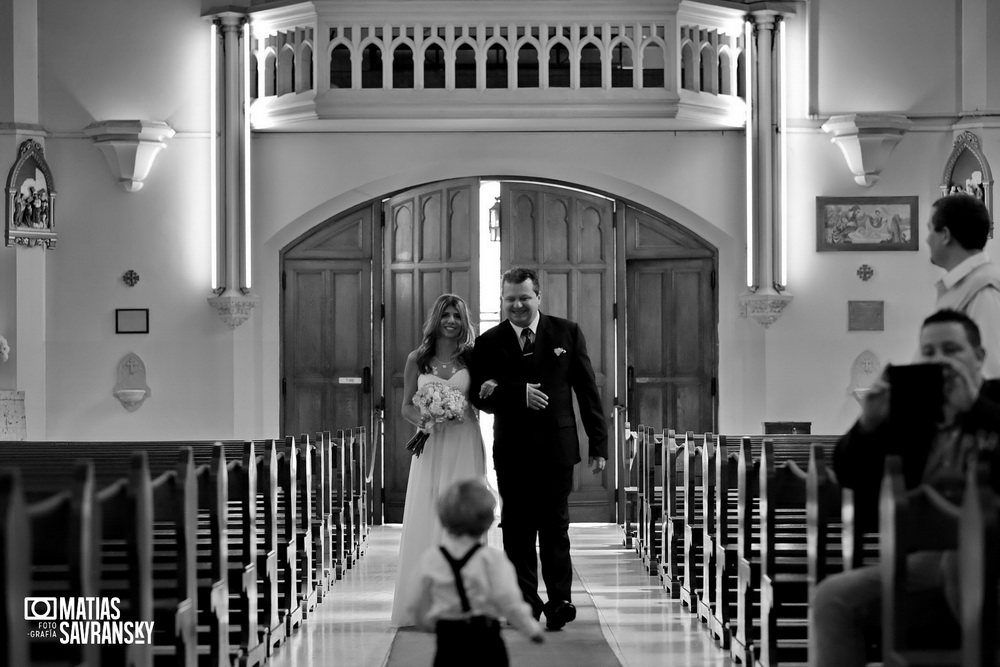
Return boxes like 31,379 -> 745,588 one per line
404,382 -> 467,457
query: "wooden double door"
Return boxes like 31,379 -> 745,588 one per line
281,178 -> 717,524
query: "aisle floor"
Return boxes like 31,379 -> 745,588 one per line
267,524 -> 734,667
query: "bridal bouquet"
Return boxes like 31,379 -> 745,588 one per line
405,382 -> 467,457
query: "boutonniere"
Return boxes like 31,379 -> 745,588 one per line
554,347 -> 567,357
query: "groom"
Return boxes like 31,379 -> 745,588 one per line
470,267 -> 608,630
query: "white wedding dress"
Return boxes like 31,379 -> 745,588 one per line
390,368 -> 487,626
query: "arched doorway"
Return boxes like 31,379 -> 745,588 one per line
280,178 -> 717,524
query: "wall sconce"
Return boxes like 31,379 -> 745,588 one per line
488,197 -> 501,242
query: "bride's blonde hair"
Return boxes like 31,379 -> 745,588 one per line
415,293 -> 477,373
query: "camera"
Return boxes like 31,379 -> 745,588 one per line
887,363 -> 945,429
24,597 -> 57,621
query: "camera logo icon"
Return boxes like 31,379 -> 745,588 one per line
24,597 -> 57,621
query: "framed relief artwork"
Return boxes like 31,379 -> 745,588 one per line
816,196 -> 919,252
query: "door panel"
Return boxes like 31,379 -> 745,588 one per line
499,182 -> 616,521
627,258 -> 715,434
282,204 -> 380,522
383,179 -> 480,523
283,260 -> 373,439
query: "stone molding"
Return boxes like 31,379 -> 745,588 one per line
821,114 -> 913,187
83,120 -> 176,192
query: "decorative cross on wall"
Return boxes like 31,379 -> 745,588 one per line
857,264 -> 874,281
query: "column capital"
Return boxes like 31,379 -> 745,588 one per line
745,2 -> 801,20
203,9 -> 248,29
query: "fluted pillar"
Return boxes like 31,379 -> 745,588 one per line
207,11 -> 258,329
739,8 -> 794,328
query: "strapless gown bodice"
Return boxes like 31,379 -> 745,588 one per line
390,366 -> 487,627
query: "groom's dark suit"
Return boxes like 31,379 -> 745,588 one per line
470,312 -> 608,617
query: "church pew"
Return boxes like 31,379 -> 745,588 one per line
732,436 -> 762,666
635,425 -> 660,575
4,440 -> 274,666
352,426 -> 370,558
614,409 -> 636,546
5,463 -> 101,666
659,428 -> 684,594
694,432 -> 719,627
630,425 -> 646,556
309,431 -> 332,601
707,434 -> 741,647
329,430 -> 348,579
11,451 -> 193,667
0,470 -> 31,667
6,443 -> 248,667
0,431 -> 363,667
879,457 -> 965,667
728,435 -> 838,666
272,435 -> 302,639
679,431 -> 713,615
342,430 -> 358,570
757,443 -> 814,667
956,462 -> 1000,667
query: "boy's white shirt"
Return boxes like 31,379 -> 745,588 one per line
408,531 -> 543,639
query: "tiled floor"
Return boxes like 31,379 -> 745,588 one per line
268,524 -> 733,667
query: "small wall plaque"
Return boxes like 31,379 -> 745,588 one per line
116,308 -> 149,334
848,301 -> 884,331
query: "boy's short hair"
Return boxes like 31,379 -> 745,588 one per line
438,478 -> 496,537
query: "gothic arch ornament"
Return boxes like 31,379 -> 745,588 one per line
5,139 -> 57,249
940,131 -> 993,220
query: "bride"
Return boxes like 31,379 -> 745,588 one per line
390,293 -> 488,627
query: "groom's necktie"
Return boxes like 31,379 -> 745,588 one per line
520,328 -> 534,357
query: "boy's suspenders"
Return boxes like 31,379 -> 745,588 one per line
439,544 -> 483,613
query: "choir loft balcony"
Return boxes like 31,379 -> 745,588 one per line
244,0 -> 749,132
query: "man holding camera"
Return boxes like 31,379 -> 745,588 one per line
808,309 -> 1000,667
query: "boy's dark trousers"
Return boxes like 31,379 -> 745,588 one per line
434,616 -> 508,667
434,544 -> 510,667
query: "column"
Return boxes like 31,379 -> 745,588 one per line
204,10 -> 261,439
207,11 -> 258,329
1,0 -> 46,438
739,9 -> 793,329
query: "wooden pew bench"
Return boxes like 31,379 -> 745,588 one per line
879,456 -> 1000,667
5,450 -> 203,667
721,434 -> 839,666
2,439 -> 288,667
616,414 -> 638,548
0,430 -> 363,667
658,428 -> 684,594
679,432 -> 715,617
635,425 -> 662,576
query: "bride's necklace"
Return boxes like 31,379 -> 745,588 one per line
432,352 -> 459,376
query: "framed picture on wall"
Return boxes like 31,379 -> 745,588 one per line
115,308 -> 149,334
816,196 -> 919,251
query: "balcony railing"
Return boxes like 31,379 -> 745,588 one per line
246,0 -> 748,131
